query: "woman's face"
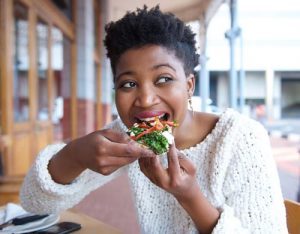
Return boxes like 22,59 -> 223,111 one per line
115,45 -> 194,132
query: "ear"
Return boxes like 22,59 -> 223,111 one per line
186,74 -> 195,97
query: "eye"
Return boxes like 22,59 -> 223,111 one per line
120,81 -> 137,89
156,76 -> 172,84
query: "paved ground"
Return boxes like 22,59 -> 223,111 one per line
75,174 -> 140,234
74,135 -> 300,234
271,137 -> 300,201
266,118 -> 300,201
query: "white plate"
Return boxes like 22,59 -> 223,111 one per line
0,214 -> 60,234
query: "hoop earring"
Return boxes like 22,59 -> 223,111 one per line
188,96 -> 194,116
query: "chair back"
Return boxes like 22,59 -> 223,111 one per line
284,199 -> 300,234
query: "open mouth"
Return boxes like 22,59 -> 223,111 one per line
128,113 -> 177,155
135,113 -> 169,123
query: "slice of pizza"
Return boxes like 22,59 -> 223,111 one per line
127,116 -> 178,155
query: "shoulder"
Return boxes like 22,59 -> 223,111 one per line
195,108 -> 269,152
220,109 -> 272,164
228,109 -> 269,142
216,108 -> 267,140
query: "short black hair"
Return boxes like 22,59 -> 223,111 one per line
104,5 -> 199,78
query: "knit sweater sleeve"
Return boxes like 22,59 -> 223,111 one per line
20,119 -> 127,214
212,119 -> 288,233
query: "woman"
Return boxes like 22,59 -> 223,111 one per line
20,6 -> 288,234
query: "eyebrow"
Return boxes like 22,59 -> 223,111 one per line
152,63 -> 176,72
115,63 -> 176,81
115,71 -> 134,81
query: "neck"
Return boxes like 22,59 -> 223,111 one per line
173,110 -> 196,150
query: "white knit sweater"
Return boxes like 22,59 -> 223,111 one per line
20,109 -> 288,233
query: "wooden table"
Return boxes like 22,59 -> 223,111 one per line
59,209 -> 122,234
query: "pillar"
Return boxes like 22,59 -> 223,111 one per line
198,15 -> 209,112
265,68 -> 274,121
76,0 -> 95,136
101,0 -> 113,125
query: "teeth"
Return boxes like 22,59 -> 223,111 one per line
138,113 -> 165,122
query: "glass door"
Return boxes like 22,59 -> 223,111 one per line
10,1 -> 32,175
51,27 -> 72,142
33,17 -> 53,153
36,18 -> 49,121
13,2 -> 30,123
93,0 -> 103,129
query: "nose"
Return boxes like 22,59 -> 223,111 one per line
134,86 -> 160,108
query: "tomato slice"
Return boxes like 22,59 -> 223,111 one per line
138,122 -> 150,128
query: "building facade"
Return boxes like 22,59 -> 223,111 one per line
202,1 -> 300,121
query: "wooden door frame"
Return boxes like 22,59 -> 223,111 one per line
19,0 -> 74,39
0,0 -> 14,175
94,0 -> 103,130
71,0 -> 77,139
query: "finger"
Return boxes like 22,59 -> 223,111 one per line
98,155 -> 137,168
138,158 -> 153,179
139,157 -> 168,186
99,140 -> 155,158
100,128 -> 132,144
167,143 -> 181,178
177,153 -> 196,175
139,157 -> 158,174
149,156 -> 169,185
138,158 -> 149,175
97,163 -> 136,176
96,166 -> 119,176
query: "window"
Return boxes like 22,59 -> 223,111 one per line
13,2 -> 30,122
51,27 -> 72,142
36,18 -> 49,121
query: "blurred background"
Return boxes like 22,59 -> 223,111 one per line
0,0 -> 299,233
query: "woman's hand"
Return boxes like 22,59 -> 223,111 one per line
49,128 -> 155,184
138,143 -> 220,233
138,142 -> 199,201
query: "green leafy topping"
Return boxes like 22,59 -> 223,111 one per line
137,131 -> 169,155
127,127 -> 144,136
